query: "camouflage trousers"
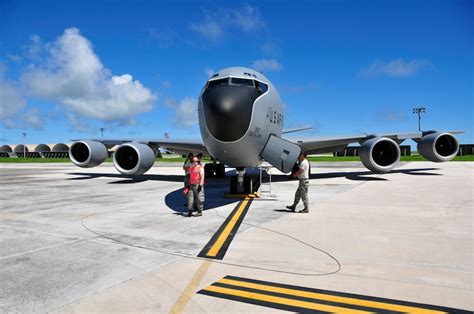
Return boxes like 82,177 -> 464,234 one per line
293,179 -> 309,209
187,184 -> 204,212
184,174 -> 190,187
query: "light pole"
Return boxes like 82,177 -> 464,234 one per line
412,107 -> 426,131
100,128 -> 105,138
22,132 -> 26,158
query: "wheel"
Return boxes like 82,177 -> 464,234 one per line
230,176 -> 237,193
204,163 -> 215,178
216,164 -> 226,177
243,175 -> 252,194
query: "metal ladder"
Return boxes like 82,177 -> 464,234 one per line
259,162 -> 274,198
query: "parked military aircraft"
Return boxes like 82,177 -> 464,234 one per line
69,67 -> 461,192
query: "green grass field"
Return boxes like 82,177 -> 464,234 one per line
307,155 -> 474,162
1,155 -> 473,163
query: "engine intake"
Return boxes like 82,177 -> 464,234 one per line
360,137 -> 400,173
417,132 -> 459,162
69,141 -> 108,168
113,142 -> 155,175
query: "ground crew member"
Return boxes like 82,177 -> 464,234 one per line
183,152 -> 193,187
187,156 -> 205,217
286,151 -> 310,213
195,153 -> 205,203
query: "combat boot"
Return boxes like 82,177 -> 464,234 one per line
299,208 -> 309,213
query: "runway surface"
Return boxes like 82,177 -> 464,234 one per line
0,161 -> 472,313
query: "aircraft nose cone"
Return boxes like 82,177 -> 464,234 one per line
202,85 -> 260,142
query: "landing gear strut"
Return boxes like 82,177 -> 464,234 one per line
230,167 -> 258,194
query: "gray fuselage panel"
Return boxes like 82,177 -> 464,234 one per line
198,67 -> 283,167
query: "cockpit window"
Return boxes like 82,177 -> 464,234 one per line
230,78 -> 254,87
255,80 -> 268,93
207,78 -> 228,88
205,77 -> 268,94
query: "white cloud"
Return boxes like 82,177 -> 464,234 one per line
204,67 -> 215,78
160,80 -> 171,89
0,63 -> 26,127
7,54 -> 22,64
190,17 -> 224,42
21,28 -> 156,124
148,28 -> 178,48
232,5 -> 265,32
164,97 -> 178,109
171,97 -> 198,128
360,58 -> 434,78
252,58 -> 282,72
261,41 -> 281,57
376,109 -> 407,122
24,108 -> 43,129
67,113 -> 93,133
22,34 -> 47,61
0,64 -> 43,130
190,5 -> 265,42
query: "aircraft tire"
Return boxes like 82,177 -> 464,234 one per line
230,176 -> 237,193
216,164 -> 226,177
204,163 -> 215,178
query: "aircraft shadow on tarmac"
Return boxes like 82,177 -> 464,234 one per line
68,167 -> 440,184
67,172 -> 185,183
67,168 -> 440,214
165,177 -> 240,214
67,172 -> 239,214
270,167 -> 442,183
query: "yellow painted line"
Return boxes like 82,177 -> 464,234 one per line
169,260 -> 212,314
224,193 -> 258,199
206,197 -> 250,257
204,285 -> 372,314
218,278 -> 446,314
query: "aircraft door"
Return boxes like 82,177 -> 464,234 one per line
260,134 -> 301,173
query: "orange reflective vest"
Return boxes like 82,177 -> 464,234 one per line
189,164 -> 203,185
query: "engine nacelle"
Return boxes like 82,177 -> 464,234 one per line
113,142 -> 155,175
69,140 -> 108,168
417,132 -> 459,162
360,137 -> 400,173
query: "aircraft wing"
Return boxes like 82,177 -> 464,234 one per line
287,131 -> 464,154
72,138 -> 208,154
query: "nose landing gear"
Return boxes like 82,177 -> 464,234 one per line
229,167 -> 259,194
204,163 -> 259,195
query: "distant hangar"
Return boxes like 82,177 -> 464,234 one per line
1,143 -> 70,158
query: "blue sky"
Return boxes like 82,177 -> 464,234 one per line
0,0 -> 472,147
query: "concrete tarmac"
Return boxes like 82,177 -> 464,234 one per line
0,161 -> 472,313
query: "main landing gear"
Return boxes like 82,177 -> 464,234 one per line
204,162 -> 226,178
229,167 -> 259,194
204,163 -> 259,194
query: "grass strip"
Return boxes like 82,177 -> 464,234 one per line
1,155 -> 473,163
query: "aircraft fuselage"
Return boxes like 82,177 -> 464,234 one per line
198,67 -> 284,167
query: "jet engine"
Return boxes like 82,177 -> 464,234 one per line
113,142 -> 155,175
417,132 -> 459,162
69,140 -> 108,168
360,137 -> 400,173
